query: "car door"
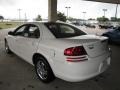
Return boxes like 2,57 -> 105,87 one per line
7,25 -> 27,55
16,24 -> 40,64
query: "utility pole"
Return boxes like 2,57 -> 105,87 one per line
65,6 -> 71,19
18,9 -> 22,20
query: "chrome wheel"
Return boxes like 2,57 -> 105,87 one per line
36,60 -> 48,80
35,57 -> 55,83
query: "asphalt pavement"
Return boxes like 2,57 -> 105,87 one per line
0,27 -> 120,90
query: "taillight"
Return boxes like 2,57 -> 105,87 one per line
64,46 -> 87,56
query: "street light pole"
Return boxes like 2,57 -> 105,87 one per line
115,4 -> 119,19
82,12 -> 86,20
82,12 -> 86,24
24,13 -> 27,21
103,9 -> 107,17
65,6 -> 71,19
18,9 -> 22,20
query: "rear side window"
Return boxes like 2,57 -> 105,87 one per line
44,23 -> 86,38
60,25 -> 75,34
46,24 -> 59,37
28,25 -> 40,38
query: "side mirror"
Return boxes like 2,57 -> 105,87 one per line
8,31 -> 14,35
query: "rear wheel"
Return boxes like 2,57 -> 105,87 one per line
5,41 -> 12,54
35,57 -> 55,83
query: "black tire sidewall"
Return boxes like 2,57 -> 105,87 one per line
5,41 -> 11,54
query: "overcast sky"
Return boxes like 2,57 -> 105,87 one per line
0,0 -> 119,20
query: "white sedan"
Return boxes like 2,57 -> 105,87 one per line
5,22 -> 111,83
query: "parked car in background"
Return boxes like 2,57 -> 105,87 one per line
99,24 -> 113,29
70,22 -> 80,26
85,23 -> 96,28
102,27 -> 120,44
5,22 -> 111,83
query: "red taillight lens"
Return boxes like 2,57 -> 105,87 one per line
64,46 -> 87,56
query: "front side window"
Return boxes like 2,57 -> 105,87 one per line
14,25 -> 27,36
45,23 -> 86,38
14,24 -> 40,38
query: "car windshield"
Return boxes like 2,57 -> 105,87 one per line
44,23 -> 86,38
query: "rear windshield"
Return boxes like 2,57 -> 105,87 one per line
44,23 -> 86,38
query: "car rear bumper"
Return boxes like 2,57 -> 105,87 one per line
54,52 -> 111,82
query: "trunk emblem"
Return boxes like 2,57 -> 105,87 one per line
88,45 -> 94,49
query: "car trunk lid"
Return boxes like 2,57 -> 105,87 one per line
66,35 -> 108,58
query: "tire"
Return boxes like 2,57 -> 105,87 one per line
35,57 -> 55,83
5,41 -> 12,54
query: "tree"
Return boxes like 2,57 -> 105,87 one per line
117,18 -> 120,21
111,17 -> 117,21
97,16 -> 109,22
111,17 -> 120,22
35,15 -> 42,21
57,12 -> 67,22
0,15 -> 4,21
88,18 -> 95,20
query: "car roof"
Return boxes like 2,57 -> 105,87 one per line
24,21 -> 66,25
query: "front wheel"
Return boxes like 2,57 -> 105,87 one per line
35,57 -> 55,83
5,41 -> 12,54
